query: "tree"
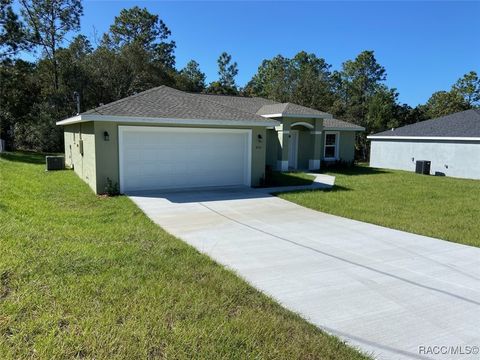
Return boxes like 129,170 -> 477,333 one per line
0,59 -> 40,149
244,51 -> 335,109
339,50 -> 386,122
452,71 -> 480,107
393,103 -> 427,126
0,0 -> 29,59
218,52 -> 238,89
335,51 -> 389,158
19,0 -> 83,90
244,56 -> 292,101
424,90 -> 470,119
290,51 -> 334,111
102,6 -> 175,69
176,60 -> 206,92
56,35 -> 95,113
366,86 -> 399,132
207,52 -> 238,94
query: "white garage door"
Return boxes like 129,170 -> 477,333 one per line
119,126 -> 251,192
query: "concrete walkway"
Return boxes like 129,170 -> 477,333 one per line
129,187 -> 480,360
257,173 -> 336,193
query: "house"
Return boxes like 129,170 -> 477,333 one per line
56,86 -> 363,193
368,109 -> 480,180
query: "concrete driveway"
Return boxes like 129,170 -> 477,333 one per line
129,187 -> 480,360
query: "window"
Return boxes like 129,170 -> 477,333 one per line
324,132 -> 338,160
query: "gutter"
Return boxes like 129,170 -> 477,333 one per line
56,114 -> 280,127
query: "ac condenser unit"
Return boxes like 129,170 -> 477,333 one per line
46,156 -> 65,171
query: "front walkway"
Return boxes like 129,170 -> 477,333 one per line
129,187 -> 480,360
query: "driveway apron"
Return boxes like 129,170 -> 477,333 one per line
129,187 -> 480,360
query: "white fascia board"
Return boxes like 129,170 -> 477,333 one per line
367,135 -> 480,141
261,113 -> 333,119
324,127 -> 365,132
56,115 -> 82,125
56,114 -> 280,127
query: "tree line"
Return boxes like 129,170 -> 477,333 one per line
1,1 -> 479,155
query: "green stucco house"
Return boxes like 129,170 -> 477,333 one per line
57,86 -> 364,194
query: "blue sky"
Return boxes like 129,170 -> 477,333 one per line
77,1 -> 479,106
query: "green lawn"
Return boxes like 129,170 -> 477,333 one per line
280,165 -> 480,248
0,152 -> 367,360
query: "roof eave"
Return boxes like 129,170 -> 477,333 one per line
260,113 -> 333,119
368,135 -> 480,141
56,114 -> 280,127
324,126 -> 365,132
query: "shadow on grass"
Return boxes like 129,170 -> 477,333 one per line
317,165 -> 389,177
0,151 -> 58,165
275,184 -> 351,196
261,171 -> 314,188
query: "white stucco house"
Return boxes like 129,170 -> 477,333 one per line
368,109 -> 480,180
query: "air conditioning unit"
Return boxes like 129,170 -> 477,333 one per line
46,156 -> 65,171
415,160 -> 431,175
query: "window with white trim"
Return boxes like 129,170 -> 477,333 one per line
324,132 -> 339,159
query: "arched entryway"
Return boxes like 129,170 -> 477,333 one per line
289,122 -> 314,170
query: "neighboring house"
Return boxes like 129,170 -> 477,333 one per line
56,86 -> 363,193
368,109 -> 480,180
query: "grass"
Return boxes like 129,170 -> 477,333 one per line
261,171 -> 315,187
0,152 -> 368,360
280,165 -> 480,248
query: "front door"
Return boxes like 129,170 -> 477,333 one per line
288,130 -> 299,170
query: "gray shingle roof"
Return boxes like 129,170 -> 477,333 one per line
196,94 -> 277,114
371,109 -> 480,137
79,85 -> 362,130
324,118 -> 365,131
196,94 -> 363,130
255,102 -> 332,118
83,86 -> 275,124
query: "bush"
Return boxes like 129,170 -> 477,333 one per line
104,177 -> 120,196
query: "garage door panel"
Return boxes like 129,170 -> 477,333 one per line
119,127 -> 251,192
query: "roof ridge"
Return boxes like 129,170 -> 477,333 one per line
154,87 -> 270,121
253,96 -> 279,103
196,92 -> 279,103
190,91 -> 271,119
86,86 -> 266,121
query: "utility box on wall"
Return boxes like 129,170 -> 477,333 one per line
79,139 -> 84,156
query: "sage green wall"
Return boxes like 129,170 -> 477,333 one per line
295,129 -> 314,169
93,122 -> 267,193
63,122 -> 97,192
319,130 -> 357,162
63,120 -> 357,194
251,126 -> 267,186
94,122 -> 120,194
265,129 -> 279,168
266,117 -> 322,171
338,131 -> 356,162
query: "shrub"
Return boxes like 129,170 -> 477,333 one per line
104,177 -> 120,196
